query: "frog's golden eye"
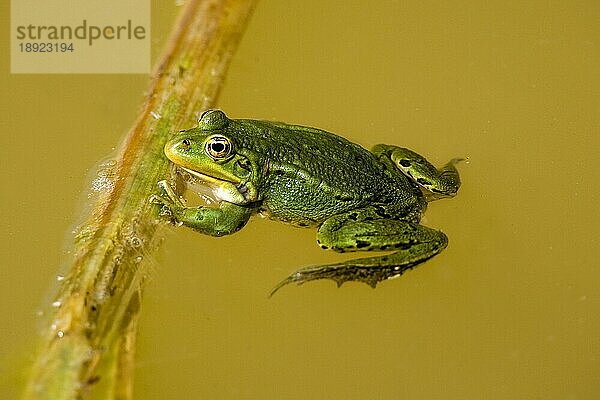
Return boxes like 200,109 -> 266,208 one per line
205,135 -> 232,159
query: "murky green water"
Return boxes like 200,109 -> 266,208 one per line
2,1 -> 599,398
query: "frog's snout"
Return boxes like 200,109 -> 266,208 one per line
165,137 -> 193,163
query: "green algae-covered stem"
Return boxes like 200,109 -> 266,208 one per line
23,1 -> 257,399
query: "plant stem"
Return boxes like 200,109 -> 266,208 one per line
22,1 -> 257,399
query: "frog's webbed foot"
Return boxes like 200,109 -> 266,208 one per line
150,180 -> 178,205
269,257 -> 427,297
150,180 -> 186,223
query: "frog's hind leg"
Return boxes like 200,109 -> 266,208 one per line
372,144 -> 462,199
270,212 -> 448,296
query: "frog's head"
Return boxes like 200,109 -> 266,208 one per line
164,110 -> 258,204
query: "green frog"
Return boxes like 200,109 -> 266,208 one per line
154,110 -> 462,295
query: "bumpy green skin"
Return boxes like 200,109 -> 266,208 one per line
154,110 -> 462,294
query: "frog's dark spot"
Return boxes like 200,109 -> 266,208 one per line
399,159 -> 411,167
90,305 -> 98,312
273,170 -> 285,176
380,245 -> 390,250
356,240 -> 370,248
297,222 -> 309,227
417,178 -> 431,186
394,243 -> 412,250
374,206 -> 392,219
364,216 -> 374,221
334,194 -> 354,201
348,213 -> 358,221
320,245 -> 328,249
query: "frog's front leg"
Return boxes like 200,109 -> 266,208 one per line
270,208 -> 448,295
154,180 -> 252,236
373,144 -> 462,199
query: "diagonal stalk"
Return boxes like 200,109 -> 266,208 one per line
23,1 -> 257,399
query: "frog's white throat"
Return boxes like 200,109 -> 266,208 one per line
178,166 -> 251,204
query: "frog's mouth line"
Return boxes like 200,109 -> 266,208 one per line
177,166 -> 250,200
179,166 -> 227,183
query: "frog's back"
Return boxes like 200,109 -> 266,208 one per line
231,119 -> 423,223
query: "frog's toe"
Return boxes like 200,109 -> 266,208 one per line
268,272 -> 300,297
149,192 -> 172,209
157,180 -> 173,196
149,194 -> 163,205
269,266 -> 327,297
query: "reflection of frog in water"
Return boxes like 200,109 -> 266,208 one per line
154,110 -> 462,295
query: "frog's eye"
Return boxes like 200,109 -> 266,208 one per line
205,135 -> 232,160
